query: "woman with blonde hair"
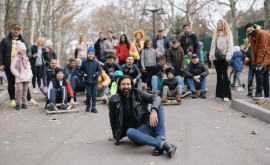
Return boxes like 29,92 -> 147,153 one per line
129,30 -> 145,67
30,37 -> 45,93
209,19 -> 233,102
76,35 -> 87,61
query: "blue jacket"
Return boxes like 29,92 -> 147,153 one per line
153,36 -> 171,56
80,58 -> 101,84
230,51 -> 243,72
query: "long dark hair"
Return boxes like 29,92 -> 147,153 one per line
143,39 -> 152,49
119,34 -> 130,49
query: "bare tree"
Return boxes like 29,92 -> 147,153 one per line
27,0 -> 35,45
15,0 -> 23,31
36,0 -> 44,38
0,0 -> 6,39
265,0 -> 270,31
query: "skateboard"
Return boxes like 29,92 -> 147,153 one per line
162,97 -> 181,106
46,102 -> 79,115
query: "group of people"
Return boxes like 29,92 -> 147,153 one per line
0,18 -> 269,158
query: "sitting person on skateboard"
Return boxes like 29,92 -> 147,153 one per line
184,54 -> 209,98
98,62 -> 111,103
48,68 -> 75,111
160,66 -> 182,103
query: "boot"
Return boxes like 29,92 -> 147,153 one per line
85,106 -> 90,112
200,91 -> 206,98
163,142 -> 177,158
192,91 -> 198,98
15,104 -> 20,110
91,107 -> 98,113
21,103 -> 27,109
152,147 -> 164,156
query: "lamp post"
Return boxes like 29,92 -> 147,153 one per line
141,8 -> 166,39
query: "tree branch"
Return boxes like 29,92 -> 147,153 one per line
217,0 -> 230,7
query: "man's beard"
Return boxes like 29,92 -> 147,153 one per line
121,88 -> 131,97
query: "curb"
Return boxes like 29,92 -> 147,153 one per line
231,99 -> 270,123
0,89 -> 9,105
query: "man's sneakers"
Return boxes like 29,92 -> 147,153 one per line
10,100 -> 16,108
162,98 -> 168,103
253,94 -> 264,100
223,97 -> 230,102
163,142 -> 177,158
85,106 -> 90,112
246,93 -> 253,98
91,107 -> 98,113
192,91 -> 198,98
200,91 -> 206,98
49,103 -> 57,111
15,104 -> 20,110
182,91 -> 191,98
152,147 -> 164,156
176,97 -> 181,103
29,99 -> 38,106
21,104 -> 27,109
61,103 -> 67,110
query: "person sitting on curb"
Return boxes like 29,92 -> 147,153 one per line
40,59 -> 59,96
48,68 -> 75,111
121,55 -> 142,90
98,62 -> 111,103
70,58 -> 85,93
184,54 -> 209,98
110,71 -> 123,97
109,75 -> 177,158
80,46 -> 101,113
160,66 -> 182,103
64,58 -> 76,82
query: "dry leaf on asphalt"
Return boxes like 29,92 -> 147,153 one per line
218,108 -> 223,112
250,130 -> 257,135
197,146 -> 200,149
148,162 -> 155,165
86,142 -> 91,144
240,115 -> 246,118
3,142 -> 9,145
255,101 -> 261,105
50,117 -> 59,120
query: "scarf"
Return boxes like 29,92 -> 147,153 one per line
16,54 -> 28,72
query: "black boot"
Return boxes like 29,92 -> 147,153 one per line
21,104 -> 27,109
152,147 -> 164,156
192,91 -> 198,98
91,107 -> 98,113
85,106 -> 90,112
163,142 -> 177,158
15,104 -> 20,110
200,91 -> 206,98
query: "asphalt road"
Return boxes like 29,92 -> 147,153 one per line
1,70 -> 270,165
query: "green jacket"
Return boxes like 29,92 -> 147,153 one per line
110,81 -> 118,97
184,55 -> 191,69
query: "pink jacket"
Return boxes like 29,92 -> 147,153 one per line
76,42 -> 87,59
10,55 -> 33,83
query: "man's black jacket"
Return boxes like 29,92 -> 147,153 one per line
180,32 -> 200,56
109,89 -> 161,143
43,67 -> 59,87
103,62 -> 122,75
184,61 -> 209,78
121,63 -> 141,80
0,33 -> 30,67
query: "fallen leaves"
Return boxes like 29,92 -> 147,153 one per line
86,142 -> 92,144
218,108 -> 223,112
3,142 -> 9,145
148,162 -> 155,165
250,130 -> 257,135
50,117 -> 60,121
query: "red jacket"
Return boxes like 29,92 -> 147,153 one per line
116,42 -> 131,62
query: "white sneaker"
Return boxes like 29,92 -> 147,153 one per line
236,87 -> 244,92
223,98 -> 230,102
33,88 -> 37,94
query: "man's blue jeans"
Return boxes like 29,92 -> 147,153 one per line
85,83 -> 98,108
187,77 -> 207,91
151,75 -> 162,93
71,76 -> 85,92
126,106 -> 166,150
49,86 -> 67,104
175,75 -> 186,92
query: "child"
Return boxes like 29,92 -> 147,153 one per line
160,66 -> 182,103
167,40 -> 185,77
98,62 -> 111,103
80,46 -> 101,113
141,39 -> 156,90
10,42 -> 33,110
199,41 -> 204,63
184,47 -> 193,69
230,46 -> 244,91
48,68 -> 75,111
110,71 -> 124,96
43,40 -> 57,67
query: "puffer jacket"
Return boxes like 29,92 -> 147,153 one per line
160,77 -> 179,97
121,63 -> 141,80
230,51 -> 243,72
140,48 -> 156,68
10,55 -> 33,83
116,42 -> 131,62
109,86 -> 161,143
167,46 -> 185,75
180,32 -> 200,56
184,61 -> 209,78
129,40 -> 144,60
98,70 -> 111,86
80,58 -> 101,85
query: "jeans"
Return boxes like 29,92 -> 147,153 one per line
255,65 -> 269,97
66,75 -> 71,82
151,75 -> 161,93
247,68 -> 256,95
187,77 -> 207,91
214,61 -> 231,99
126,106 -> 166,149
40,85 -> 48,96
85,83 -> 98,108
32,66 -> 43,88
71,76 -> 85,92
49,86 -> 67,104
175,75 -> 185,91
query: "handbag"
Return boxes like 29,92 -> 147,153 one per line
215,39 -> 225,62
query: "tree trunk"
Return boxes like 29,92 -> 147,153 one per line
16,0 -> 23,32
230,0 -> 238,45
265,0 -> 270,32
0,0 -> 6,39
37,0 -> 44,38
28,0 -> 35,45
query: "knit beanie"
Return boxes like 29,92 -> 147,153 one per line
165,66 -> 175,76
55,68 -> 64,76
87,46 -> 95,54
245,23 -> 256,30
18,42 -> 26,52
45,40 -> 53,47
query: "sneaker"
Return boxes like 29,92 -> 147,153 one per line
253,94 -> 263,100
162,98 -> 168,103
49,103 -> 57,111
182,91 -> 191,98
102,98 -> 107,103
176,97 -> 181,103
192,91 -> 198,98
33,88 -> 37,94
28,99 -> 38,106
21,104 -> 27,109
91,107 -> 98,113
236,87 -> 244,92
200,91 -> 206,98
85,106 -> 90,112
223,98 -> 230,102
10,100 -> 16,108
61,103 -> 67,110
15,104 -> 20,110
246,93 -> 253,98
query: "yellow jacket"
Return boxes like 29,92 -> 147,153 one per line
129,40 -> 144,60
98,70 -> 111,86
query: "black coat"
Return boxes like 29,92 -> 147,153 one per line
109,89 -> 162,143
43,67 -> 59,87
103,62 -> 122,75
121,63 -> 141,80
180,32 -> 200,56
150,64 -> 163,77
160,78 -> 179,97
43,49 -> 57,67
29,45 -> 45,67
0,33 -> 30,67
94,38 -> 107,61
184,61 -> 209,78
